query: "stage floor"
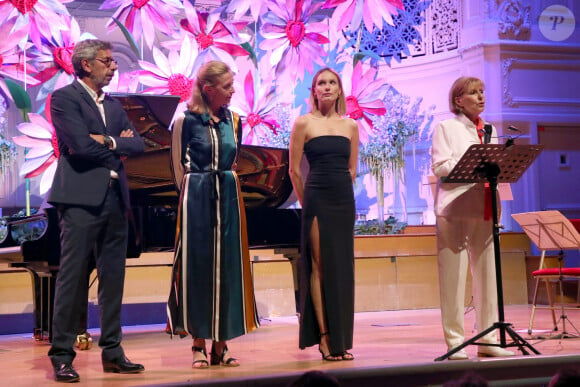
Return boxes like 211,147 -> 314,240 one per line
2,305 -> 580,386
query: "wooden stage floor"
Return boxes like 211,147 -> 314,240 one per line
2,306 -> 580,386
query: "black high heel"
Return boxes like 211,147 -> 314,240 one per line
318,332 -> 341,361
192,346 -> 209,369
210,342 -> 240,367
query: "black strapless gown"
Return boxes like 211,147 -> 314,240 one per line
298,135 -> 355,354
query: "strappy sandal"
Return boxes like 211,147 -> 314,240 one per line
191,346 -> 209,369
318,332 -> 341,361
210,342 -> 240,367
341,351 -> 354,360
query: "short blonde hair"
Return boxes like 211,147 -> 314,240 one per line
188,61 -> 232,114
449,76 -> 484,115
309,67 -> 347,115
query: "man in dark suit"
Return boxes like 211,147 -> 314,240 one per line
47,39 -> 145,382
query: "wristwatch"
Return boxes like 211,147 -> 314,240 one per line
103,135 -> 113,149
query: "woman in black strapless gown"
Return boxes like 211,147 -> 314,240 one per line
289,68 -> 359,361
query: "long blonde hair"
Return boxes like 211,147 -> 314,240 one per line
309,67 -> 347,115
188,61 -> 232,114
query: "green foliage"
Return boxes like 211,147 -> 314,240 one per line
241,42 -> 258,67
113,17 -> 142,59
5,79 -> 31,120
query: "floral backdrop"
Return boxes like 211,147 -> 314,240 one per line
1,0 -> 435,231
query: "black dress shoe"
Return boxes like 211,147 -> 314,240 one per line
53,362 -> 80,383
102,356 -> 145,374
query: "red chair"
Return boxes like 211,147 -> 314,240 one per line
527,218 -> 580,336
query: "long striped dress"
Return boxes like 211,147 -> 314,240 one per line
167,109 -> 259,341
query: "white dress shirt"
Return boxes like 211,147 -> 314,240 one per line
78,79 -> 118,179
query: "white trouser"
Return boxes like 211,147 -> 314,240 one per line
436,215 -> 498,349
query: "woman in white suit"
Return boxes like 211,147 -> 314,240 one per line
431,76 -> 514,360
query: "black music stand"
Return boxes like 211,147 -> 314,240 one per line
435,143 -> 543,361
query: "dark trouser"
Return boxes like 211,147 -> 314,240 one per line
49,182 -> 128,364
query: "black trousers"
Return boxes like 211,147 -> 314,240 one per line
48,181 -> 128,364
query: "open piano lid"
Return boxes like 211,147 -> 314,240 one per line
111,93 -> 181,195
115,93 -> 295,209
111,93 -> 181,150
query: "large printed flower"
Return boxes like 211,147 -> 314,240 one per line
226,0 -> 269,23
12,106 -> 58,195
259,0 -> 329,82
104,71 -> 140,93
341,61 -> 390,144
230,59 -> 281,145
322,0 -> 405,32
0,0 -> 72,50
31,16 -> 96,101
0,18 -> 39,99
100,0 -> 183,50
170,1 -> 249,74
135,36 -> 196,105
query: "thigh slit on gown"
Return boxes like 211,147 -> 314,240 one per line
298,135 -> 355,354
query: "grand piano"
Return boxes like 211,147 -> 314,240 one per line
0,93 -> 301,340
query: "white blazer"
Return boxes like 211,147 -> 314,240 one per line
431,113 -> 499,219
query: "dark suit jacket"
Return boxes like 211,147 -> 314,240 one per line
48,80 -> 145,209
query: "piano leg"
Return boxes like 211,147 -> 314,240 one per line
24,268 -> 56,342
275,248 -> 301,314
24,265 -> 94,345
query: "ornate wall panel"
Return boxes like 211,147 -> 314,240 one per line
496,0 -> 531,40
502,57 -> 580,108
355,0 -> 460,61
431,0 -> 460,53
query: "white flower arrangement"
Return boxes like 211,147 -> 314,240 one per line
0,96 -> 17,181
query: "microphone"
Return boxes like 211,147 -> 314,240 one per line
483,124 -> 492,144
505,125 -> 523,147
